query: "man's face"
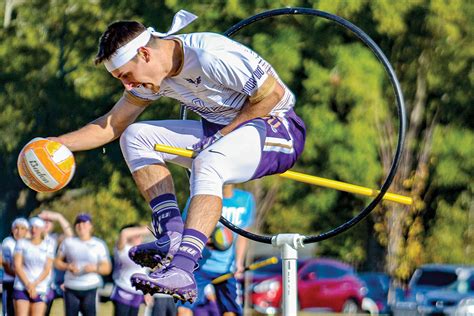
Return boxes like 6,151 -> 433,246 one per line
111,48 -> 165,93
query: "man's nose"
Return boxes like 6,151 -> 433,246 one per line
123,81 -> 134,91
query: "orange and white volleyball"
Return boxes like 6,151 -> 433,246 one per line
17,138 -> 75,192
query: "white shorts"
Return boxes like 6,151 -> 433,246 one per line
120,120 -> 263,198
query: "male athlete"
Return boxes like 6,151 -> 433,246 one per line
50,10 -> 305,302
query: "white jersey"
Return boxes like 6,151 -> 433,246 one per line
113,244 -> 147,293
129,32 -> 295,125
59,236 -> 110,290
44,233 -> 60,253
13,238 -> 54,294
2,236 -> 17,282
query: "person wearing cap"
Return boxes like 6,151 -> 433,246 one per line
54,213 -> 112,316
48,9 -> 305,303
13,217 -> 55,316
38,210 -> 74,316
2,217 -> 29,316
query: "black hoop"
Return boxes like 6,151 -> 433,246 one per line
184,8 -> 407,245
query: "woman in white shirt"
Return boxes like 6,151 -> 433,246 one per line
111,224 -> 152,316
2,217 -> 29,316
13,217 -> 54,316
54,213 -> 112,316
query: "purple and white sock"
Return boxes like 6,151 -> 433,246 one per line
150,194 -> 184,236
173,228 -> 208,272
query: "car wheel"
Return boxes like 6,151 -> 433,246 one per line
342,299 -> 360,314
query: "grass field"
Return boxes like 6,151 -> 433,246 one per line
3,298 -> 371,315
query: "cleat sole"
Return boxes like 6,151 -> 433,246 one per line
129,249 -> 164,269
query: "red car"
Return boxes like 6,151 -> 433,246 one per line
250,258 -> 366,314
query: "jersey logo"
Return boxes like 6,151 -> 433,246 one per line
184,76 -> 201,87
208,149 -> 225,156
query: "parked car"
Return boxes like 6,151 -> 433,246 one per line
250,258 -> 366,314
455,296 -> 474,315
392,264 -> 474,316
248,257 -> 284,284
359,272 -> 392,315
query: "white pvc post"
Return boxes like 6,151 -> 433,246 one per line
272,234 -> 305,316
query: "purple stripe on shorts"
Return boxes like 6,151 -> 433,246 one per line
251,109 -> 306,179
110,286 -> 144,308
13,289 -> 51,303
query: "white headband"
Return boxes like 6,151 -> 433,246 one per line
29,217 -> 46,229
12,218 -> 29,230
104,10 -> 198,72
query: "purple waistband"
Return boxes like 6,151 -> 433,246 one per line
110,286 -> 144,308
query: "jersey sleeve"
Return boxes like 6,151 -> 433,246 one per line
127,85 -> 162,105
201,47 -> 269,98
123,90 -> 154,107
47,239 -> 56,259
97,239 -> 111,263
13,239 -> 25,255
57,237 -> 69,257
2,239 -> 12,261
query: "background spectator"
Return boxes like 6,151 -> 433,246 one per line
38,210 -> 74,315
2,218 -> 30,316
111,223 -> 153,316
54,213 -> 112,316
13,217 -> 54,316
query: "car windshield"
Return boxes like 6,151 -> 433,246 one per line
445,275 -> 474,293
361,276 -> 387,292
415,270 -> 458,287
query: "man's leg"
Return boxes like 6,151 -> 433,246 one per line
128,164 -> 184,268
120,120 -> 202,269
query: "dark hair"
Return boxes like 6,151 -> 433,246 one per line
95,21 -> 147,65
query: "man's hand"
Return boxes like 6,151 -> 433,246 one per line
188,131 -> 224,152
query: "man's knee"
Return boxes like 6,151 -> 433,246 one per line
120,122 -> 149,150
191,153 -> 227,197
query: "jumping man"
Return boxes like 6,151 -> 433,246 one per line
50,10 -> 305,302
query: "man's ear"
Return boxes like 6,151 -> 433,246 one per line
137,47 -> 151,62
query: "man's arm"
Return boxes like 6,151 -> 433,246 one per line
220,77 -> 285,136
51,95 -> 147,151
